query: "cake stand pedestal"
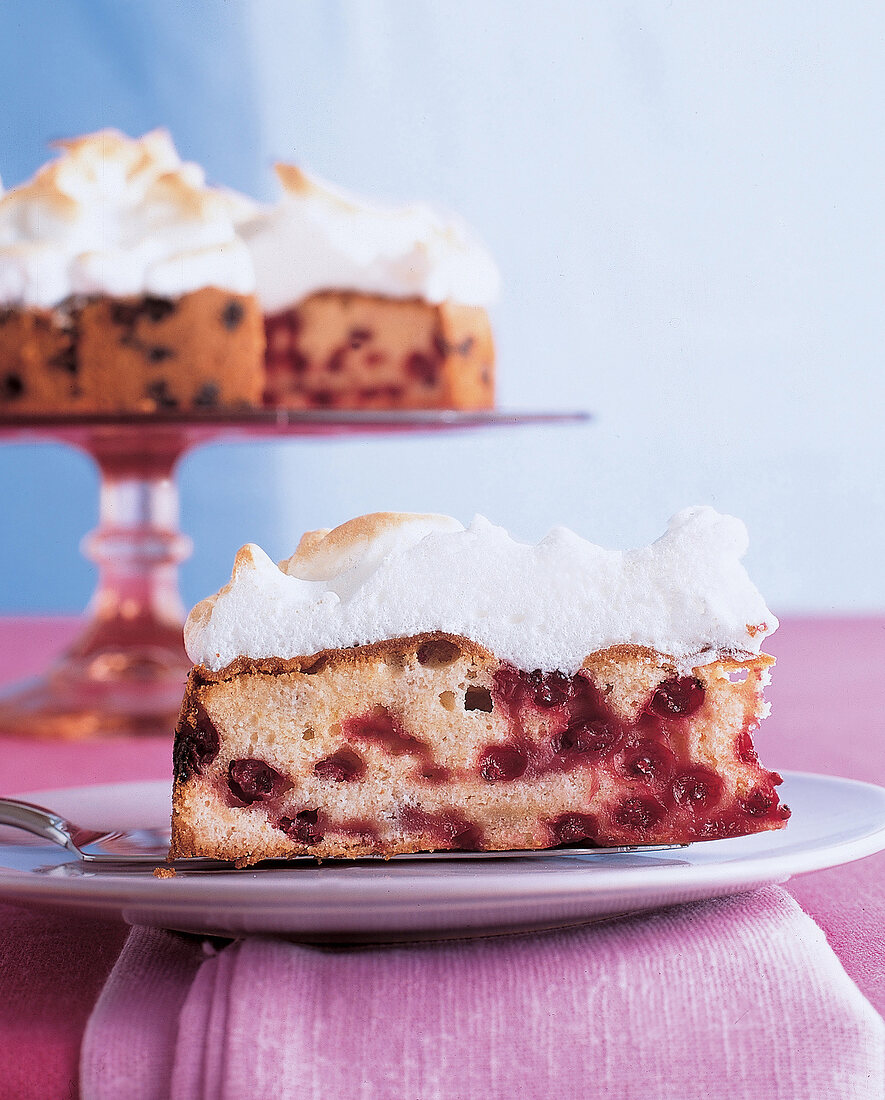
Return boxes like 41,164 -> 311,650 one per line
0,410 -> 586,739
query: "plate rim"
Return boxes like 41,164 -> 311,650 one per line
1,770 -> 884,912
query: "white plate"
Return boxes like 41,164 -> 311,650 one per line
2,772 -> 884,942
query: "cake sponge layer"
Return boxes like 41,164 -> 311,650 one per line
170,633 -> 787,864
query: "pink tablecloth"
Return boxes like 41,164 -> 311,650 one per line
0,616 -> 883,1097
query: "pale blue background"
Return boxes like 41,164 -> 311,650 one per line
1,1 -> 883,613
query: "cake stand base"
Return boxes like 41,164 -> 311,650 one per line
0,639 -> 189,740
0,423 -> 192,739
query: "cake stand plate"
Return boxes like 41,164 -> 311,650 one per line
0,409 -> 588,740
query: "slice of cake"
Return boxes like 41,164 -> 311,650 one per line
171,509 -> 789,863
0,129 -> 264,414
241,166 -> 497,411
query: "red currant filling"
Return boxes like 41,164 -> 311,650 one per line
552,718 -> 620,757
614,795 -> 667,831
314,747 -> 366,782
647,676 -> 705,718
279,809 -> 325,845
671,767 -> 724,812
479,744 -> 528,782
343,707 -> 428,758
619,739 -> 677,785
174,700 -> 220,780
399,806 -> 485,849
228,758 -> 291,805
485,659 -> 786,844
741,786 -> 779,817
550,812 -> 599,845
529,669 -> 571,708
736,731 -> 759,764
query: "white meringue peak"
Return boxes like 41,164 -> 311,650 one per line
0,129 -> 256,307
184,507 -> 778,674
239,165 -> 501,313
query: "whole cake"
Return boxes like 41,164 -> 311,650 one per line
241,166 -> 498,410
0,130 -> 265,413
0,132 -> 499,415
170,508 -> 789,863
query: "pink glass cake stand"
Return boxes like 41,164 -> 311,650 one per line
0,409 -> 587,740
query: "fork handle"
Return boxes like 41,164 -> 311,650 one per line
0,798 -> 78,854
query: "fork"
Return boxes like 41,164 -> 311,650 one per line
0,796 -> 684,868
0,797 -> 170,864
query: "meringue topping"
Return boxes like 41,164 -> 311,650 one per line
185,507 -> 778,674
0,129 -> 256,307
240,165 -> 501,312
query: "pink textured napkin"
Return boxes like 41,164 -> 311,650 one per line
81,887 -> 884,1100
